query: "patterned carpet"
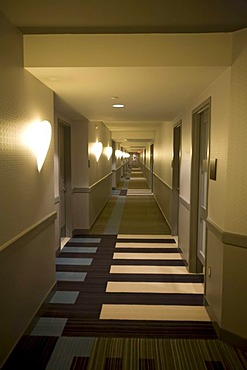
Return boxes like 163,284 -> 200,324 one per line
2,168 -> 247,369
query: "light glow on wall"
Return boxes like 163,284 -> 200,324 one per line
22,120 -> 52,172
104,146 -> 113,160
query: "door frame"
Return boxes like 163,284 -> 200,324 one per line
171,120 -> 182,236
189,97 -> 211,273
58,119 -> 72,239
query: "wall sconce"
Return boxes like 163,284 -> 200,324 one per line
104,146 -> 113,160
22,120 -> 52,172
122,152 -> 130,159
115,149 -> 123,159
92,141 -> 103,161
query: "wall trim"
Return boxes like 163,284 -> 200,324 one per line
142,163 -> 150,171
73,172 -> 112,193
54,196 -> 60,204
89,173 -> 112,190
179,195 -> 191,211
206,218 -> 247,249
73,187 -> 91,193
0,211 -> 57,254
153,172 -> 172,190
112,166 -> 122,173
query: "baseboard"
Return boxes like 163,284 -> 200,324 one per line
216,324 -> 247,348
205,298 -> 247,348
1,280 -> 57,368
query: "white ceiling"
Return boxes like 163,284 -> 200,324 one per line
1,1 -> 247,147
27,66 -> 228,122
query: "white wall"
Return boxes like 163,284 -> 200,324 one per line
0,12 -> 55,367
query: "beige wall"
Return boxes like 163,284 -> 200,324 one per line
70,121 -> 112,232
225,29 -> 247,235
88,121 -> 112,227
168,30 -> 247,340
72,118 -> 89,188
88,121 -> 112,186
53,116 -> 113,234
154,121 -> 173,188
205,30 -> 247,340
220,29 -> 247,339
0,12 -> 55,367
152,122 -> 173,227
174,69 -> 231,229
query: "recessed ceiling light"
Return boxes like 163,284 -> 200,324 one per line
113,104 -> 125,108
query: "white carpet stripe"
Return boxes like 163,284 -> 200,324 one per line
127,189 -> 152,194
106,282 -> 204,294
110,265 -> 191,274
117,234 -> 174,239
115,242 -> 177,248
100,304 -> 210,321
129,177 -> 146,180
113,252 -> 182,260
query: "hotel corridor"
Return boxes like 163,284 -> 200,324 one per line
3,168 -> 247,370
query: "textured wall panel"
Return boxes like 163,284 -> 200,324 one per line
0,12 -> 55,367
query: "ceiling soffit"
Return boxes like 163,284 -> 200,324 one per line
24,34 -> 232,68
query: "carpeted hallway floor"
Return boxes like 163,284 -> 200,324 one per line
2,167 -> 247,369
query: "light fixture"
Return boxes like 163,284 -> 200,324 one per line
22,120 -> 52,172
122,152 -> 130,158
104,146 -> 113,160
113,104 -> 125,108
92,141 -> 103,161
115,149 -> 123,159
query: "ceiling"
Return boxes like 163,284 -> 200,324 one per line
1,1 -> 247,149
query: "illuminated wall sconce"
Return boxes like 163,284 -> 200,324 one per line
122,152 -> 130,159
23,120 -> 52,172
92,141 -> 103,161
104,146 -> 113,160
115,149 -> 123,159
